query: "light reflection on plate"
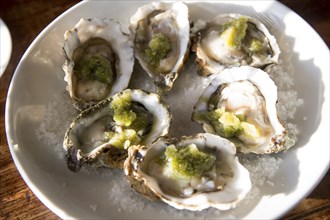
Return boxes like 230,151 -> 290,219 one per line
5,1 -> 329,219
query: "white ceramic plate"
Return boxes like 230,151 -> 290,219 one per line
0,18 -> 12,77
5,1 -> 329,219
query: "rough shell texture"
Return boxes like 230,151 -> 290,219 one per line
192,66 -> 293,154
130,1 -> 190,91
63,89 -> 171,172
194,14 -> 280,76
124,133 -> 251,211
63,18 -> 134,110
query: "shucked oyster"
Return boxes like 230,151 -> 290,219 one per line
63,89 -> 171,172
63,18 -> 134,110
124,133 -> 251,211
194,14 -> 280,76
130,1 -> 190,91
193,66 -> 294,154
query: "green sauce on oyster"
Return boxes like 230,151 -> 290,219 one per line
159,144 -> 216,179
105,129 -> 141,150
106,90 -> 152,149
145,33 -> 172,68
220,17 -> 248,49
207,107 -> 260,140
220,17 -> 268,55
240,122 -> 261,140
249,39 -> 264,53
207,108 -> 242,138
110,90 -> 136,127
73,38 -> 116,84
75,54 -> 114,84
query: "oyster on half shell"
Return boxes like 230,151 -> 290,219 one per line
192,66 -> 295,154
63,89 -> 171,172
194,14 -> 280,76
124,133 -> 251,211
130,1 -> 190,91
63,18 -> 134,110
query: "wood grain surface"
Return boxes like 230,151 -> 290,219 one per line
0,0 -> 329,219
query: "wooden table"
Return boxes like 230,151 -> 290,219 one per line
0,0 -> 329,219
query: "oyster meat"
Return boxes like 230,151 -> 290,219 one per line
130,1 -> 190,91
63,89 -> 171,172
193,66 -> 294,154
124,133 -> 251,211
194,14 -> 280,76
63,18 -> 134,110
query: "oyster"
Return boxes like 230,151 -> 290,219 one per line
192,66 -> 294,154
63,89 -> 171,172
124,133 -> 251,211
130,1 -> 190,91
194,14 -> 280,76
63,18 -> 134,110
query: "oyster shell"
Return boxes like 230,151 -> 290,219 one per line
63,18 -> 134,110
194,14 -> 280,76
124,133 -> 251,211
192,66 -> 294,154
130,1 -> 190,91
63,89 -> 171,172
